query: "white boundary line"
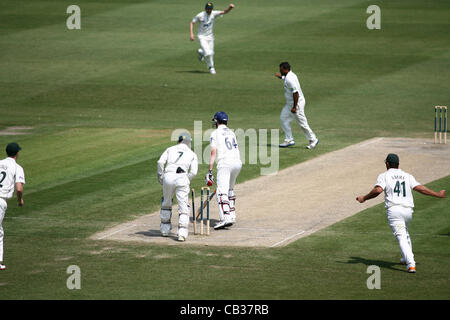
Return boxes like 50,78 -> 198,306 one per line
270,230 -> 305,248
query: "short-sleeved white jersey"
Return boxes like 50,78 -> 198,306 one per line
283,71 -> 304,105
192,10 -> 223,38
157,144 -> 198,180
0,157 -> 25,200
375,168 -> 420,208
210,125 -> 241,166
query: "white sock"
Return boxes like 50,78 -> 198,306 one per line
206,55 -> 214,69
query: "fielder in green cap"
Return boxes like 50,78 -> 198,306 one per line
157,132 -> 198,242
189,2 -> 235,74
356,154 -> 446,273
0,143 -> 26,270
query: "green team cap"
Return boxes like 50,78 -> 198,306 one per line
385,153 -> 399,164
178,132 -> 192,143
205,2 -> 214,9
6,142 -> 22,156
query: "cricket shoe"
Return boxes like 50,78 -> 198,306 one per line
0,264 -> 6,271
214,220 -> 233,230
400,258 -> 406,265
197,49 -> 205,62
161,231 -> 170,237
177,235 -> 186,242
209,67 -> 216,75
306,138 -> 319,149
279,140 -> 295,148
407,266 -> 416,273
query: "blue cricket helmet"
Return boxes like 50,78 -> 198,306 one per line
213,111 -> 228,122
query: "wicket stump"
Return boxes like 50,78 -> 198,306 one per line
192,187 -> 210,236
434,106 -> 447,144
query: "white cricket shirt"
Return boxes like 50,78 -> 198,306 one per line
210,125 -> 241,166
283,71 -> 304,106
375,168 -> 420,209
0,157 -> 25,200
157,144 -> 198,181
192,10 -> 223,39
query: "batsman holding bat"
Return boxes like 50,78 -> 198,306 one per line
206,111 -> 242,230
356,153 -> 446,273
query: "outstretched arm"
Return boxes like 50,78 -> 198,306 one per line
220,3 -> 235,15
413,185 -> 446,198
356,186 -> 383,203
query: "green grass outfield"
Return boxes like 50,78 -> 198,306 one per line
0,0 -> 449,299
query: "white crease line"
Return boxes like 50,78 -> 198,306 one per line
96,224 -> 137,240
229,227 -> 303,232
270,230 -> 306,248
357,137 -> 384,148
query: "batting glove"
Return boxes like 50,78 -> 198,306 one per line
205,170 -> 214,186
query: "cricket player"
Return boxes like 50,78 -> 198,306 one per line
0,143 -> 25,270
356,153 -> 446,273
206,111 -> 242,229
190,2 -> 235,74
157,133 -> 198,242
275,62 -> 319,149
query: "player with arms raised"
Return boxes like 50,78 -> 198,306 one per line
206,112 -> 242,229
356,153 -> 446,273
190,2 -> 235,74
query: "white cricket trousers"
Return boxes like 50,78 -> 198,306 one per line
216,161 -> 242,223
0,198 -> 7,262
387,206 -> 415,268
280,97 -> 317,142
198,36 -> 214,69
160,173 -> 190,238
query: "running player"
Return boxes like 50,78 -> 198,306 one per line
356,153 -> 446,273
190,2 -> 235,74
0,143 -> 25,270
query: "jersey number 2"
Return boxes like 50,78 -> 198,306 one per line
394,181 -> 406,197
0,171 -> 6,188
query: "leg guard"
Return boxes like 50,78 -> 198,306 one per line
178,213 -> 189,239
217,193 -> 231,222
160,207 -> 172,236
228,190 -> 236,223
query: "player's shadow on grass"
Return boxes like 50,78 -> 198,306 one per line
176,70 -> 209,74
342,256 -> 404,272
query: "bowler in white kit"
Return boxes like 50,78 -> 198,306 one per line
0,143 -> 25,271
206,111 -> 242,230
157,133 -> 198,241
276,62 -> 319,149
356,153 -> 446,273
190,2 -> 235,74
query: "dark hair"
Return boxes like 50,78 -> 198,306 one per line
279,62 -> 291,70
387,162 -> 399,169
